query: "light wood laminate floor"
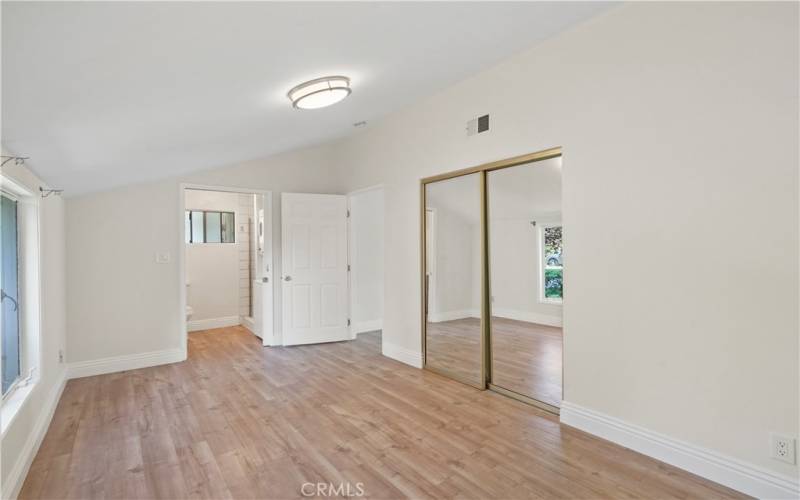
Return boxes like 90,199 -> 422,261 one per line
20,327 -> 745,499
491,317 -> 562,407
427,317 -> 562,407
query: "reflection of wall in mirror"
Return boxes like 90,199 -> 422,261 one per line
426,202 -> 563,327
488,214 -> 563,327
426,203 -> 479,323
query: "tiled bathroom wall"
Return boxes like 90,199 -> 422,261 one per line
238,193 -> 254,318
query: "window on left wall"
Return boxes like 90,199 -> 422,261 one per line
1,193 -> 20,396
1,173 -> 43,426
185,210 -> 235,244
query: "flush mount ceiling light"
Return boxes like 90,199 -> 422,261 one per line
288,76 -> 351,110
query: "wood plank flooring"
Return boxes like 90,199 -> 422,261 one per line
490,317 -> 562,407
427,317 -> 563,407
19,327 -> 746,499
425,318 -> 482,386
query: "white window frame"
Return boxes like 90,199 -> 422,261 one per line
0,173 -> 42,437
184,209 -> 236,244
538,222 -> 563,305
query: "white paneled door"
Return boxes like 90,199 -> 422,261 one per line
281,193 -> 349,345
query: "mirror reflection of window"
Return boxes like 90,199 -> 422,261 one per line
542,224 -> 563,303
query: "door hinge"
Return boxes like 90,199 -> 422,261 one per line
346,209 -> 350,218
347,264 -> 351,271
347,318 -> 351,326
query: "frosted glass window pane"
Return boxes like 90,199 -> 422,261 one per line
221,212 -> 235,243
185,211 -> 191,244
205,212 -> 221,243
191,211 -> 205,243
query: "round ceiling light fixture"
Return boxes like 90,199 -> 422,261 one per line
288,76 -> 351,110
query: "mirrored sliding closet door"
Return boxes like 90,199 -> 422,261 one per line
423,172 -> 484,388
421,147 -> 563,412
487,157 -> 563,410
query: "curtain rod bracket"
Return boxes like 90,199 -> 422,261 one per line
1,155 -> 30,167
39,187 -> 64,198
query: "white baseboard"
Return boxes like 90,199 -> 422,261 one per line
428,309 -> 480,323
2,370 -> 67,500
560,401 -> 799,499
353,319 -> 382,335
491,307 -> 562,327
187,315 -> 240,332
67,348 -> 186,379
241,315 -> 259,336
382,341 -> 423,368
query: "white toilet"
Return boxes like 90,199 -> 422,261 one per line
185,283 -> 194,322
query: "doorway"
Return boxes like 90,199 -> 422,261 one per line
420,147 -> 563,413
348,185 -> 385,337
179,184 -> 273,349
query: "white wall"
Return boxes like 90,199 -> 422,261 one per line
1,162 -> 67,499
65,143 -> 344,363
334,1 -> 798,487
426,206 -> 478,320
349,187 -> 384,333
184,190 -> 241,327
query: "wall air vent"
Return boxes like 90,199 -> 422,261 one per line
466,114 -> 490,136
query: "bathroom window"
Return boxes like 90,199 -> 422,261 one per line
185,210 -> 235,243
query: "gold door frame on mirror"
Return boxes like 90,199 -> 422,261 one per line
420,146 -> 563,413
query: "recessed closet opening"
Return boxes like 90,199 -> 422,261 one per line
421,147 -> 563,413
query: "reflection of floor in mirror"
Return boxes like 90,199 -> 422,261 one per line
426,317 -> 483,386
426,316 -> 562,407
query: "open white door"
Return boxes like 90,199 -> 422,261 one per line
281,193 -> 349,346
252,192 -> 273,345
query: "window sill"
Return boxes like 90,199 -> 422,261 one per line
539,299 -> 563,306
1,380 -> 36,437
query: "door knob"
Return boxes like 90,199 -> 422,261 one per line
283,275 -> 292,282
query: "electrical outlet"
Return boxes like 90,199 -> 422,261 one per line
770,433 -> 796,464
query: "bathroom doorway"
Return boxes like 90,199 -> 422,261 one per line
179,184 -> 273,348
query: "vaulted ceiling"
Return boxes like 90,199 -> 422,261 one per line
2,2 -> 611,195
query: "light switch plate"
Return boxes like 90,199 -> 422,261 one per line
155,252 -> 170,264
